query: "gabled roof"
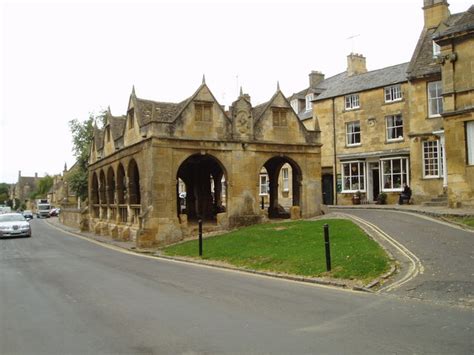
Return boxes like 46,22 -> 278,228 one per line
434,5 -> 474,39
134,97 -> 190,126
93,125 -> 104,150
315,62 -> 409,101
108,116 -> 126,141
407,11 -> 465,79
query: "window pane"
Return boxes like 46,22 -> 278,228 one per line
467,121 -> 474,165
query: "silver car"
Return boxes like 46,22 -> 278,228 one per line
0,213 -> 32,238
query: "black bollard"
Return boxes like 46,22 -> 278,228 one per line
198,218 -> 203,256
323,223 -> 331,272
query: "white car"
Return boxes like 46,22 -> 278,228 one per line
0,213 -> 32,238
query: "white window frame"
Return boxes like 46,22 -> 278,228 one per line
428,81 -> 443,117
259,174 -> 269,195
305,94 -> 314,111
346,121 -> 361,146
386,114 -> 404,142
467,121 -> 474,166
423,140 -> 443,178
341,161 -> 366,193
381,157 -> 409,192
384,85 -> 402,103
282,168 -> 289,191
291,99 -> 299,113
345,94 -> 360,110
432,41 -> 441,58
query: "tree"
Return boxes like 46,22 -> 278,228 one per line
29,175 -> 53,199
0,183 -> 9,205
67,111 -> 106,200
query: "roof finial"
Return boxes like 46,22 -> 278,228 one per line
131,85 -> 136,97
202,74 -> 206,84
277,81 -> 280,91
239,86 -> 243,97
107,105 -> 111,114
63,162 -> 67,172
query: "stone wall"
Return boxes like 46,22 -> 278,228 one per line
59,208 -> 82,229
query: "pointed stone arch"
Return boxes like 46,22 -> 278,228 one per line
176,153 -> 227,221
261,156 -> 302,218
128,159 -> 141,205
117,163 -> 126,204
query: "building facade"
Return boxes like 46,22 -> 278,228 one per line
292,0 -> 473,207
88,82 -> 322,247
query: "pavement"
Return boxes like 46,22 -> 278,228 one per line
325,203 -> 474,217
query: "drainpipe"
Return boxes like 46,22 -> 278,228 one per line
332,98 -> 338,205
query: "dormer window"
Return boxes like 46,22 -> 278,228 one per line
291,99 -> 299,113
195,102 -> 212,122
272,108 -> 287,127
432,41 -> 441,58
305,94 -> 314,111
128,109 -> 134,129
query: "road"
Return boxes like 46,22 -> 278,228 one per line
1,218 -> 473,354
332,208 -> 474,308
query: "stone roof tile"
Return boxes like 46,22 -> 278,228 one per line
315,62 -> 409,101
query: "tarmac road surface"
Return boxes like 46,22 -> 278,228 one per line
332,208 -> 474,308
1,218 -> 472,354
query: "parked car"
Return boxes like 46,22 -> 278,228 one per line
49,208 -> 60,217
22,210 -> 34,220
0,213 -> 32,238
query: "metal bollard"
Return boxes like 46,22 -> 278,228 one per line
198,218 -> 203,256
323,223 -> 331,272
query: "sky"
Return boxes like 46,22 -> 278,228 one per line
1,0 -> 471,183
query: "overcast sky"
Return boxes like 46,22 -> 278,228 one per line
1,0 -> 471,183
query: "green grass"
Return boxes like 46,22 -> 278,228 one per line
446,216 -> 474,228
163,219 -> 391,282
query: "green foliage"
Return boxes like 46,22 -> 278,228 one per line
30,175 -> 54,199
163,219 -> 391,282
0,183 -> 9,204
67,111 -> 106,200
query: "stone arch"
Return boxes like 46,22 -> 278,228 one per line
176,153 -> 227,220
261,156 -> 302,218
106,166 -> 116,205
117,163 -> 126,204
91,172 -> 99,204
128,158 -> 141,205
99,170 -> 107,205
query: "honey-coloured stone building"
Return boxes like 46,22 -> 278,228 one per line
88,80 -> 322,247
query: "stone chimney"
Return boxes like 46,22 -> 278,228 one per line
309,71 -> 325,89
35,172 -> 38,178
423,0 -> 450,29
347,53 -> 367,76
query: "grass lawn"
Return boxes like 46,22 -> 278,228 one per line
446,216 -> 474,229
163,219 -> 391,283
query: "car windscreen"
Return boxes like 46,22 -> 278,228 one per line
0,214 -> 26,222
38,205 -> 50,210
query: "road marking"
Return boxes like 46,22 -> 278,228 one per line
338,213 -> 424,293
45,220 -> 361,294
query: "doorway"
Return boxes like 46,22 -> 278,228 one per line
368,162 -> 380,202
322,174 -> 334,205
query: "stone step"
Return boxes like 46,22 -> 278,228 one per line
422,201 -> 448,207
430,197 -> 448,202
